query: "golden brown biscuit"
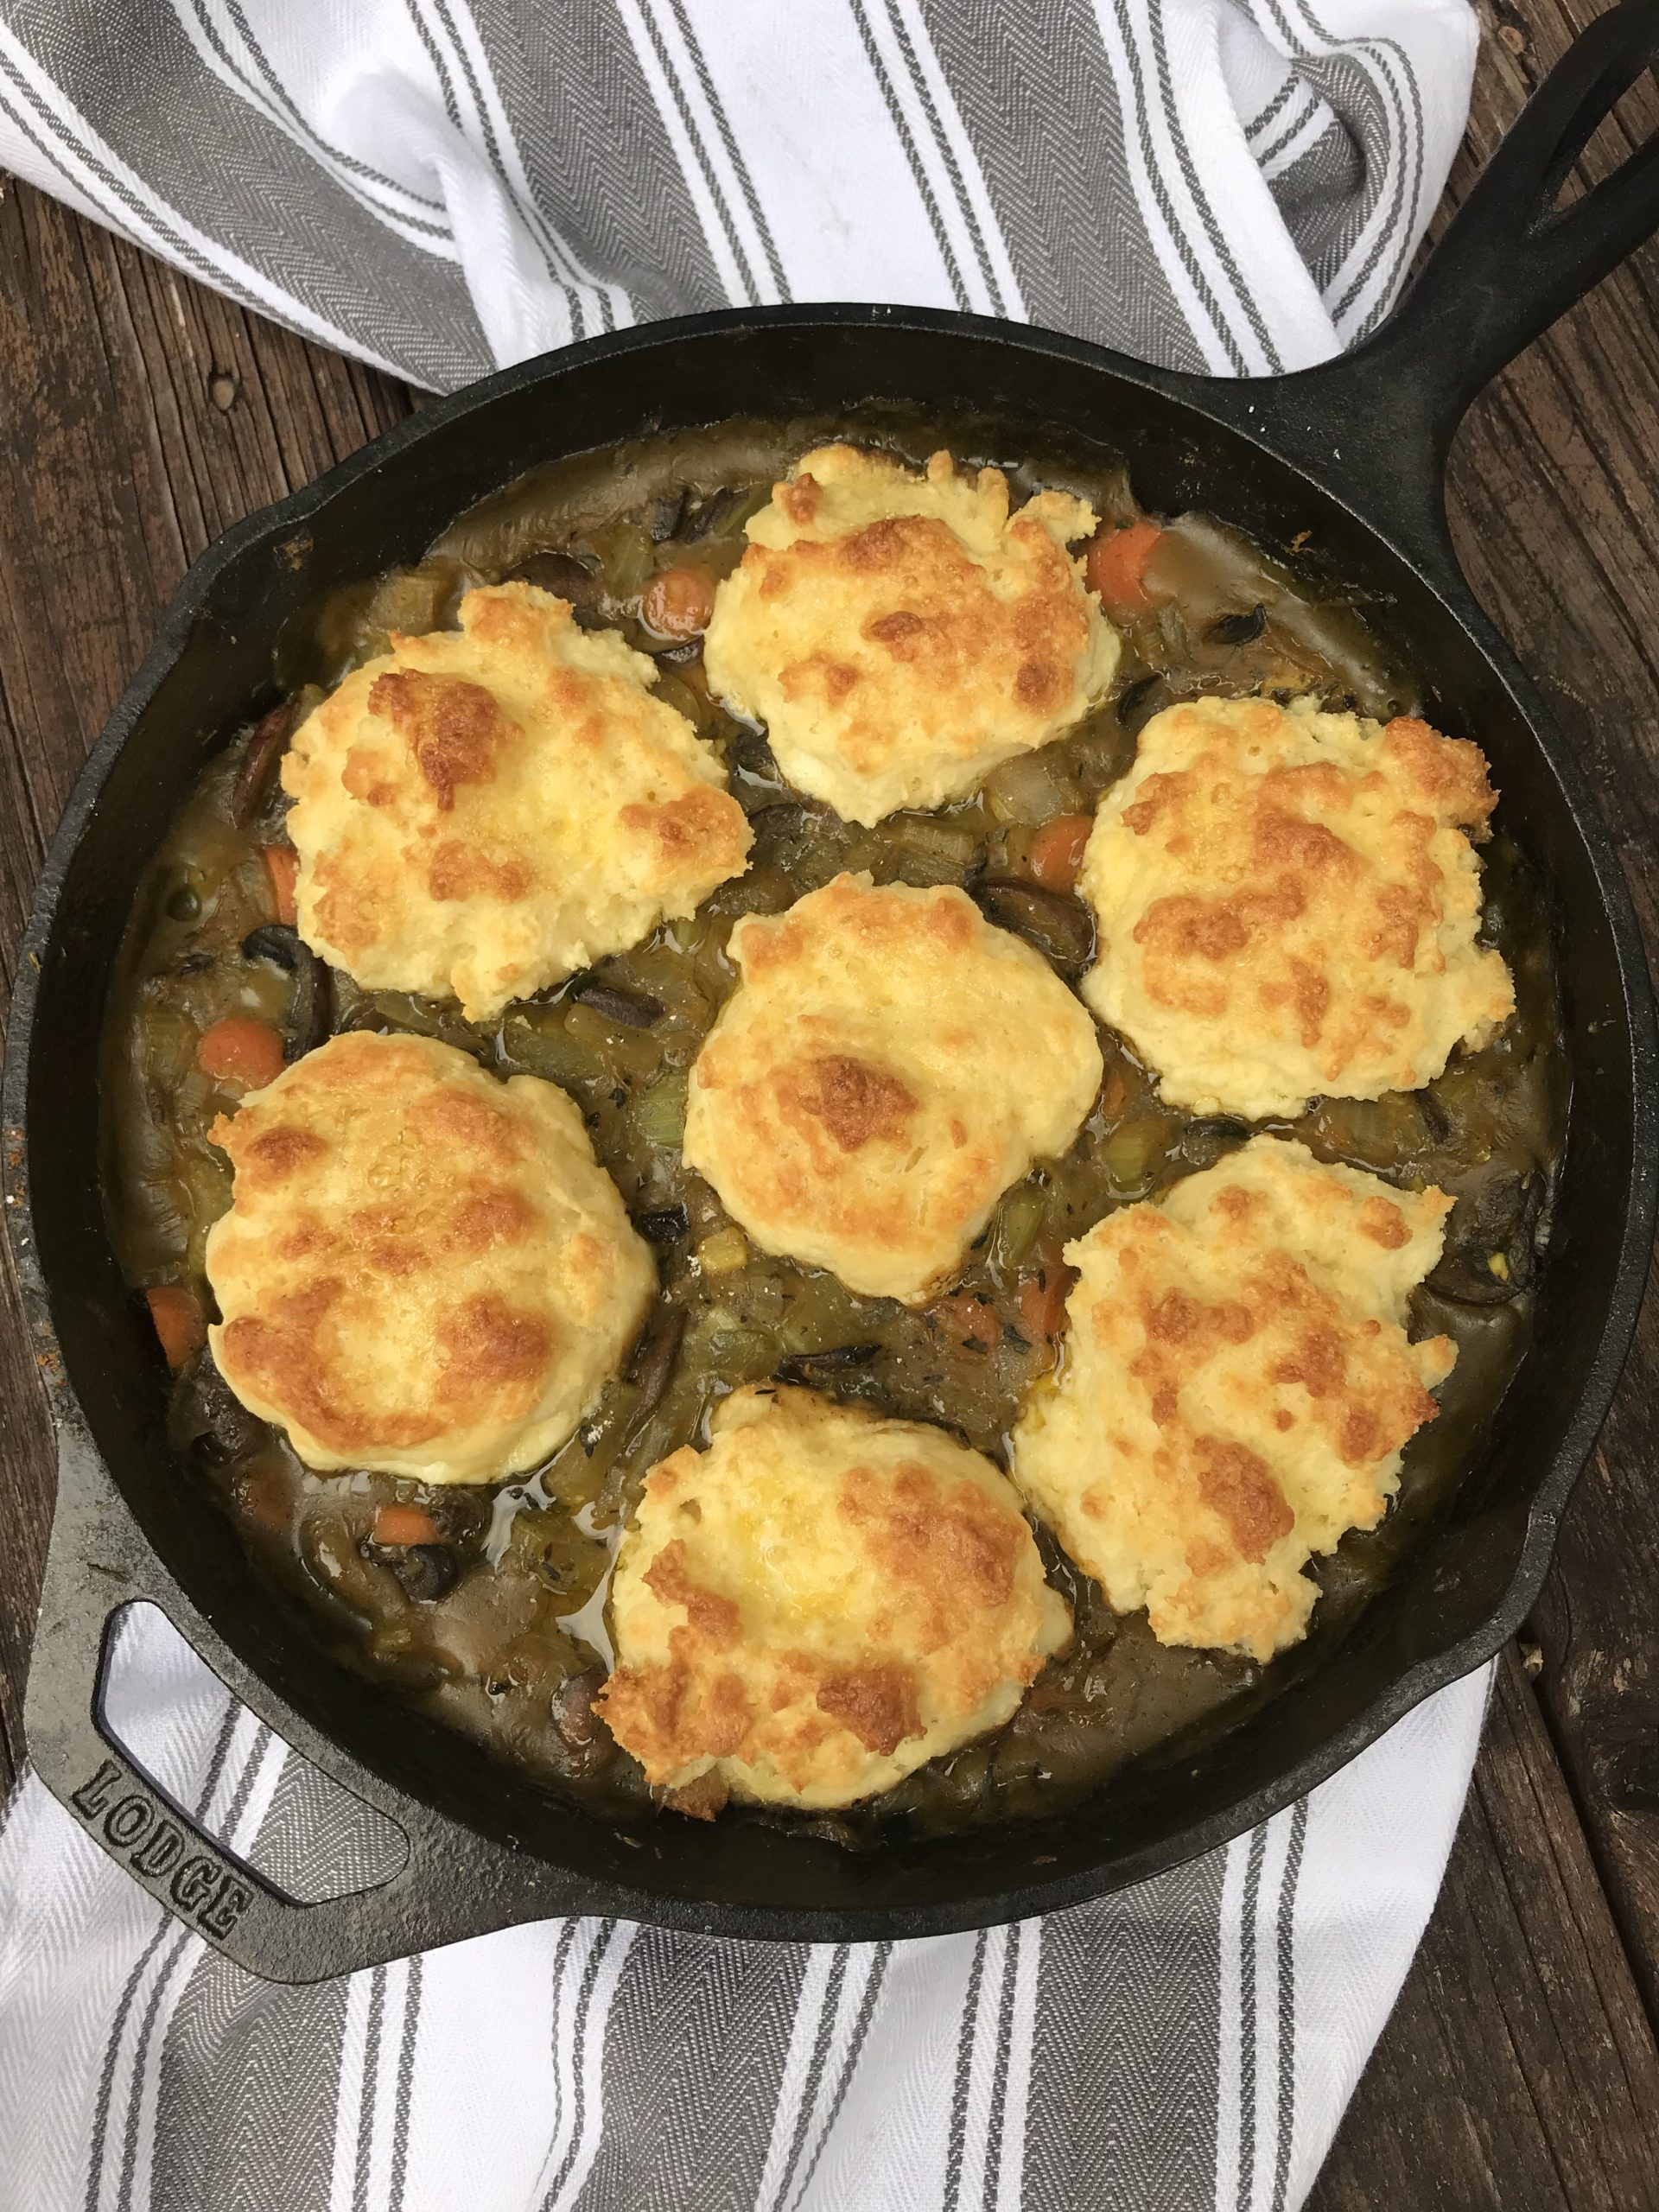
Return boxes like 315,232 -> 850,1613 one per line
702,444 -> 1120,823
1077,694 -> 1515,1119
681,874 -> 1103,1303
283,582 -> 752,1020
1010,1136 -> 1454,1660
597,1385 -> 1071,1809
205,1032 -> 655,1483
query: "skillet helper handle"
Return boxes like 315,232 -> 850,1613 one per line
1244,2 -> 1659,533
28,1571 -> 317,1973
1370,0 -> 1659,436
24,1427 -> 559,1983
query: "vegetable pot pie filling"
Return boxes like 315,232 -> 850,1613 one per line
682,873 -> 1103,1303
284,580 -> 752,1020
1078,693 -> 1516,1120
599,1385 -> 1071,1812
105,418 -> 1567,1839
205,1032 -> 656,1482
1011,1138 -> 1455,1662
702,444 -> 1121,823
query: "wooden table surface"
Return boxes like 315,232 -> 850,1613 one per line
1,4 -> 1656,2202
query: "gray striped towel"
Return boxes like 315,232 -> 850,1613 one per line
0,0 -> 1476,383
0,2 -> 1488,2206
0,1610 -> 1491,2212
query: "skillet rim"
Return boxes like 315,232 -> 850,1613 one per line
8,303 -> 1656,1961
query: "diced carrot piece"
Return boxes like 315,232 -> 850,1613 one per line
1025,813 -> 1095,893
263,843 -> 299,925
196,1016 -> 286,1091
146,1285 -> 206,1370
372,1503 -> 443,1548
1019,1267 -> 1077,1343
641,563 -> 716,639
932,1291 -> 1001,1352
1084,518 -> 1165,615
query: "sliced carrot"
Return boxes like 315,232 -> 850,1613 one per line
372,1503 -> 443,1548
196,1016 -> 286,1091
1025,813 -> 1095,893
1019,1266 -> 1077,1343
146,1285 -> 206,1370
263,842 -> 299,925
641,563 -> 716,639
931,1291 -> 1001,1353
1084,518 -> 1165,615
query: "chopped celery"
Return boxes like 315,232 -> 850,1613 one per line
136,1005 -> 199,1093
1100,1120 -> 1166,1192
989,1182 -> 1047,1276
500,1014 -> 600,1090
507,1506 -> 610,1609
637,1068 -> 689,1147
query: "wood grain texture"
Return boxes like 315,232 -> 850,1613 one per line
1442,0 -> 1659,2042
0,4 -> 1656,2202
1311,1655 -> 1659,2212
1312,7 -> 1659,2195
0,178 -> 412,1783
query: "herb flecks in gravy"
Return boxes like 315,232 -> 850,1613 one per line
103,419 -> 1567,1842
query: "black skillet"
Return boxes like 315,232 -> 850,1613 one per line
7,6 -> 1659,1983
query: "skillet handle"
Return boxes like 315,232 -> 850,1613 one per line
24,1424 -> 590,1982
1243,1 -> 1659,532
1375,0 -> 1659,428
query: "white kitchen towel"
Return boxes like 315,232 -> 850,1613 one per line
0,0 -> 1476,387
0,1 -> 1488,2207
0,1607 -> 1492,2212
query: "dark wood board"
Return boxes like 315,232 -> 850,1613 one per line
1312,3 -> 1659,2196
0,5 -> 1655,2202
1312,1653 -> 1659,2212
0,176 -> 414,1784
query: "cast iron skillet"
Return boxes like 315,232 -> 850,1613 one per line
8,7 -> 1659,1984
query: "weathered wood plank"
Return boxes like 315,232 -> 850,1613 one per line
1312,1650 -> 1659,2210
1308,10 -> 1659,2191
1440,0 -> 1659,2036
0,178 -> 412,1783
